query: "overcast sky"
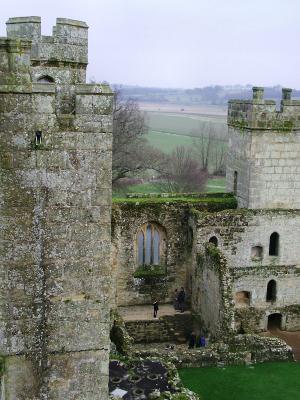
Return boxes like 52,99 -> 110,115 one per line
1,0 -> 299,89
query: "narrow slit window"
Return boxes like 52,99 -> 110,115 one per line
233,171 -> 238,195
35,131 -> 42,145
269,232 -> 279,256
266,280 -> 277,302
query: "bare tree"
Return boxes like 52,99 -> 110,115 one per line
112,92 -> 163,186
212,143 -> 226,176
193,122 -> 227,174
192,121 -> 218,171
157,146 -> 208,192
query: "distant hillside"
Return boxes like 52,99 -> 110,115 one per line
114,84 -> 300,106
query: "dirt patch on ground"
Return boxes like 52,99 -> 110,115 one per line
263,329 -> 300,361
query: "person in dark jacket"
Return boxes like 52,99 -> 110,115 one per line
173,288 -> 179,310
153,300 -> 159,318
188,331 -> 196,349
177,287 -> 185,313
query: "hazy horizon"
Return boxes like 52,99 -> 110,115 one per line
1,0 -> 300,90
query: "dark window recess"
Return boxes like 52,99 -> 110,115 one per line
233,171 -> 238,195
37,75 -> 54,83
35,131 -> 42,145
235,291 -> 251,306
209,236 -> 218,247
269,232 -> 279,256
251,246 -> 263,260
266,280 -> 277,302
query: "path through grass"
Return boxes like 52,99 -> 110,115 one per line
179,362 -> 300,400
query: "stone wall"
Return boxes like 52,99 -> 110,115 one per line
192,208 -> 300,333
112,202 -> 191,306
227,87 -> 300,209
0,18 -> 113,399
111,195 -> 236,307
190,242 -> 234,339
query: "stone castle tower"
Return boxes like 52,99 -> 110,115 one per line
227,87 -> 300,209
0,17 -> 113,399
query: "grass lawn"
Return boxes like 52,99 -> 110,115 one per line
206,178 -> 226,193
179,362 -> 300,400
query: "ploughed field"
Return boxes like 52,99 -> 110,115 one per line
179,362 -> 300,400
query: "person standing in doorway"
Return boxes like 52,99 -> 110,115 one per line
153,300 -> 159,318
177,287 -> 186,313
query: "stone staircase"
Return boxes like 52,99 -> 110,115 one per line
124,312 -> 192,343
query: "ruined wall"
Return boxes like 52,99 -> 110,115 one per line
190,240 -> 234,339
112,202 -> 191,306
192,209 -> 300,333
0,18 -> 113,400
227,87 -> 300,209
111,194 -> 236,307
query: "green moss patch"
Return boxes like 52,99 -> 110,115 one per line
113,193 -> 237,212
134,265 -> 167,279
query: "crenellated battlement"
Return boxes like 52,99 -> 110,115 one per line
228,87 -> 300,131
0,16 -> 112,126
6,16 -> 88,65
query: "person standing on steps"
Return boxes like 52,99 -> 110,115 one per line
153,300 -> 159,318
177,287 -> 186,313
173,288 -> 179,310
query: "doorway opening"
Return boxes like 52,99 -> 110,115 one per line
267,313 -> 282,330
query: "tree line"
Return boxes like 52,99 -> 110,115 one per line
114,84 -> 300,105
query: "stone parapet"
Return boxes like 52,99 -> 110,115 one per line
6,17 -> 88,65
228,87 -> 300,131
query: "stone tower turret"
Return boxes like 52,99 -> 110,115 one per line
0,17 -> 113,399
226,87 -> 300,209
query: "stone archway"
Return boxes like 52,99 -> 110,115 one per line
267,313 -> 282,330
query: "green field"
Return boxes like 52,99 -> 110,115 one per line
147,130 -> 195,153
179,362 -> 300,400
146,112 -> 226,138
113,178 -> 226,197
145,111 -> 228,174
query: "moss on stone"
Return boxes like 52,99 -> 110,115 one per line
0,356 -> 5,375
134,265 -> 167,279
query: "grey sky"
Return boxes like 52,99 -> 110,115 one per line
1,0 -> 299,89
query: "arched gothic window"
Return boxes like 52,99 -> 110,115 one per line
137,223 -> 165,266
269,232 -> 279,256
